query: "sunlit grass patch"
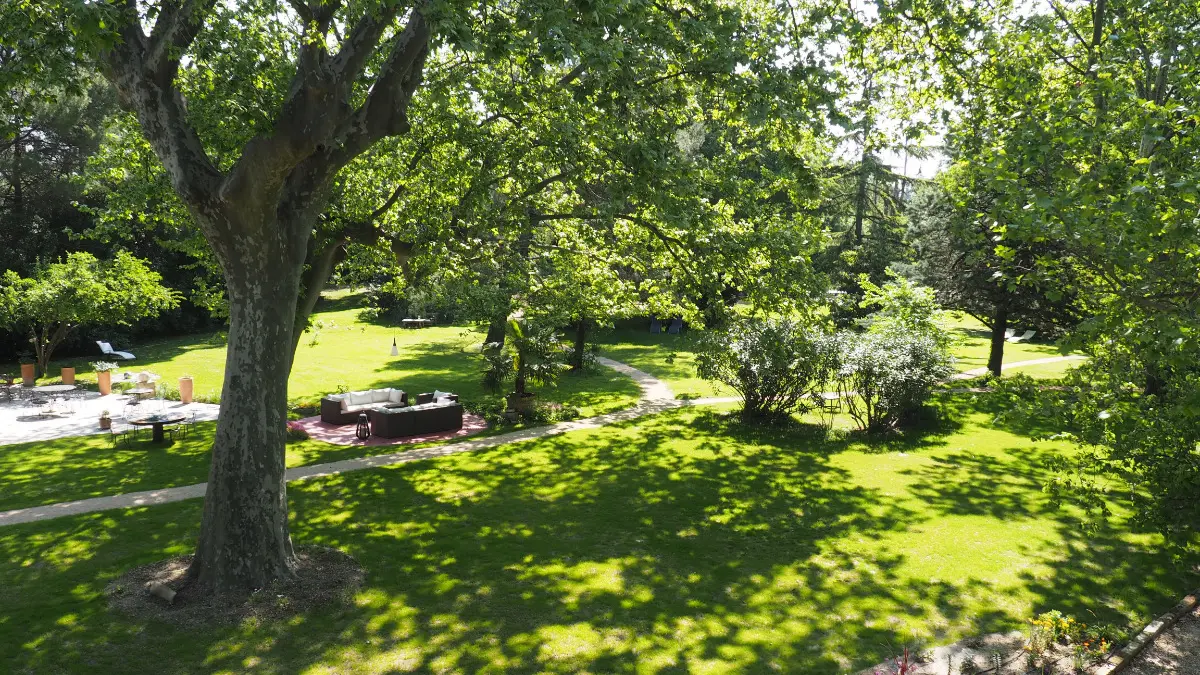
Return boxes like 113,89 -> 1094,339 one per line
0,397 -> 1193,674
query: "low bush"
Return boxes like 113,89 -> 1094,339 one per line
696,318 -> 838,423
285,421 -> 310,442
835,328 -> 953,433
474,395 -> 580,427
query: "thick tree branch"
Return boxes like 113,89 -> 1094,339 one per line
615,214 -> 704,288
146,0 -> 217,79
103,0 -> 222,214
518,170 -> 573,200
332,10 -> 431,164
328,3 -> 403,83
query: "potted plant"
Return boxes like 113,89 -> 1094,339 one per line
92,361 -> 119,395
61,364 -> 76,385
483,315 -> 563,417
178,374 -> 194,404
99,410 -> 112,430
18,353 -> 36,386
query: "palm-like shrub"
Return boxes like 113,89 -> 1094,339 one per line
481,317 -> 564,397
696,318 -> 838,422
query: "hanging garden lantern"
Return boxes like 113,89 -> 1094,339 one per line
390,336 -> 399,356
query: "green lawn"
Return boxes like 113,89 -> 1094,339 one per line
598,315 -> 1084,399
4,291 -> 640,416
597,326 -> 727,399
944,314 -> 1080,377
1,397 -> 1192,674
0,421 -> 525,514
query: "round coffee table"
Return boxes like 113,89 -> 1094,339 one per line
32,384 -> 77,395
128,412 -> 187,443
126,387 -> 156,401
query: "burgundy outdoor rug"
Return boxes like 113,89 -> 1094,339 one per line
289,412 -> 488,447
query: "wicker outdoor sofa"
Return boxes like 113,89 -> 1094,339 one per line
320,388 -> 409,424
320,388 -> 463,437
368,400 -> 464,438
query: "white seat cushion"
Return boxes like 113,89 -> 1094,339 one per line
348,390 -> 373,406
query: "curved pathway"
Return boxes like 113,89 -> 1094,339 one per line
0,358 -> 681,528
949,353 -> 1086,380
0,354 -> 1087,528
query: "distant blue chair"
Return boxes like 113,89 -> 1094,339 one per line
667,318 -> 682,334
650,318 -> 662,334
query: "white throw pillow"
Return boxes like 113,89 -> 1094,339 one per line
371,390 -> 391,403
348,390 -> 372,406
339,398 -> 350,412
432,389 -> 446,400
389,389 -> 405,404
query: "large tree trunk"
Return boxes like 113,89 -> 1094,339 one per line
100,1 -> 431,597
987,304 -> 1008,378
188,228 -> 304,593
571,317 -> 588,371
853,158 -> 869,243
852,80 -> 874,244
485,310 -> 509,347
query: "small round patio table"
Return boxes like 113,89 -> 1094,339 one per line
128,412 -> 187,443
126,387 -> 156,401
32,384 -> 77,395
30,384 -> 78,413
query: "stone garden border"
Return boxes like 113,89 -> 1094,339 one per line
1093,588 -> 1200,674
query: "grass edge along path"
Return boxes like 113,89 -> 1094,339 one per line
0,354 -> 1089,528
0,357 -> 677,528
3,395 -> 1194,675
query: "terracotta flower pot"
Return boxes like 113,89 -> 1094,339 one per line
179,377 -> 194,404
61,367 -> 75,385
99,417 -> 112,430
97,370 -> 112,395
20,363 -> 35,386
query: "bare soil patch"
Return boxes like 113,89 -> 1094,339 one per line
106,545 -> 364,628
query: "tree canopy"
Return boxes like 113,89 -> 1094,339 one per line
10,0 -> 1198,581
0,250 -> 179,372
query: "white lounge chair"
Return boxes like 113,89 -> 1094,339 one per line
97,340 -> 136,360
1006,330 -> 1036,343
1004,328 -> 1016,339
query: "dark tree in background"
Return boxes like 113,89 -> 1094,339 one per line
906,175 -> 1079,376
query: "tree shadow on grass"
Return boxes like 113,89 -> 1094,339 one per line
894,441 -> 1197,634
0,425 -> 216,512
362,340 -> 642,417
269,413 -> 947,673
1,407 -> 1194,675
932,390 -> 1068,440
313,290 -> 369,314
898,445 -> 1065,522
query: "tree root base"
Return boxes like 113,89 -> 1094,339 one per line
106,545 -> 364,628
